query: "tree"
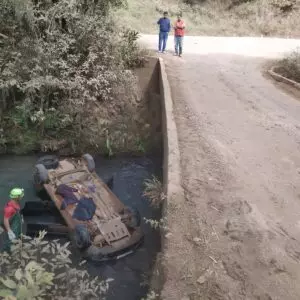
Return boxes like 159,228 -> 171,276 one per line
0,0 -> 144,154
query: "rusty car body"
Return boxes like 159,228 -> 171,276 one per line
32,154 -> 143,261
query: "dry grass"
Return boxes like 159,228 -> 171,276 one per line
276,49 -> 300,83
143,175 -> 166,208
114,0 -> 300,37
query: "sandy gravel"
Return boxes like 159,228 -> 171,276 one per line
141,35 -> 300,300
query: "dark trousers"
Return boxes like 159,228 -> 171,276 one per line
158,31 -> 168,52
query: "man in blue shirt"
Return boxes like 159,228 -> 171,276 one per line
157,12 -> 171,53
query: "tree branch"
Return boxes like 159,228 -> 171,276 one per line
0,33 -> 9,39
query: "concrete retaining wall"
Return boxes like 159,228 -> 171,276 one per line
158,57 -> 182,203
149,57 -> 184,297
134,57 -> 162,154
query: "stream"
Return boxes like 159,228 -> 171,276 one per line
0,154 -> 162,299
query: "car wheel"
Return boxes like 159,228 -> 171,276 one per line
37,155 -> 59,170
82,154 -> 95,173
34,164 -> 49,185
122,206 -> 141,228
84,245 -> 107,261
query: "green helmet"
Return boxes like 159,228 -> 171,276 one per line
9,188 -> 24,199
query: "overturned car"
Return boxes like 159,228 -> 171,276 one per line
23,154 -> 143,261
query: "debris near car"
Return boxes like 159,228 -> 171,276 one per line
30,154 -> 143,261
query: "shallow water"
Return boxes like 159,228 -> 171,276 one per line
0,154 -> 162,299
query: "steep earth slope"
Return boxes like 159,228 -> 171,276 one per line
116,0 -> 300,36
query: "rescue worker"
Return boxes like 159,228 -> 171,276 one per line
2,188 -> 24,252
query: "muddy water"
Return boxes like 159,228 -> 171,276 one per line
0,154 -> 162,299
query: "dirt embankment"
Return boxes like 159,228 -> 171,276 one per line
267,51 -> 300,92
152,37 -> 300,300
116,0 -> 300,37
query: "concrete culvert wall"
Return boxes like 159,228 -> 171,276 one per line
134,56 -> 162,155
148,57 -> 184,298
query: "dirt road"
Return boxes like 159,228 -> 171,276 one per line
141,36 -> 300,300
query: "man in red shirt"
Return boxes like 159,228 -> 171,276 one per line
2,188 -> 24,252
174,14 -> 185,57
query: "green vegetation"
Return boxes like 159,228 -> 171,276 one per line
115,0 -> 300,36
143,217 -> 167,230
143,176 -> 165,208
276,49 -> 300,83
1,0 -> 298,154
141,290 -> 159,300
0,0 -> 147,154
0,231 -> 110,299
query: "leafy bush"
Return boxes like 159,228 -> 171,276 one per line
118,29 -> 146,68
0,0 -> 146,154
0,231 -> 111,300
276,49 -> 300,83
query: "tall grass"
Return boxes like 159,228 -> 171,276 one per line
143,175 -> 166,208
276,49 -> 300,83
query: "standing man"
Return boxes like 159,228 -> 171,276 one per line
2,188 -> 24,252
157,11 -> 171,53
174,14 -> 185,57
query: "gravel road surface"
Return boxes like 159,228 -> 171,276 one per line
141,35 -> 300,299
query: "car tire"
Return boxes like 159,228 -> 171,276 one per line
37,155 -> 59,170
122,206 -> 141,228
82,153 -> 95,173
34,164 -> 49,185
72,224 -> 91,250
84,245 -> 107,261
